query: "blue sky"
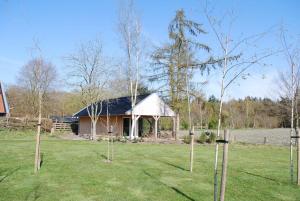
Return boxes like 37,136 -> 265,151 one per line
0,0 -> 299,100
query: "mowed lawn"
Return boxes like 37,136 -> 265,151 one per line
0,130 -> 299,201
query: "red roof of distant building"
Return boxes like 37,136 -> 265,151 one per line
0,94 -> 5,113
0,82 -> 9,115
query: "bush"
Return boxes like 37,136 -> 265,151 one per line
182,135 -> 191,144
207,132 -> 216,143
208,120 -> 217,129
181,121 -> 189,130
198,132 -> 207,144
132,138 -> 144,143
0,117 -> 53,132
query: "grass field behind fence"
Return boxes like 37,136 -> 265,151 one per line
0,130 -> 299,201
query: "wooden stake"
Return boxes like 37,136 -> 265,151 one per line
297,129 -> 300,185
220,129 -> 229,201
34,91 -> 42,173
290,129 -> 294,183
111,136 -> 114,161
110,125 -> 114,162
189,126 -> 194,173
107,117 -> 110,162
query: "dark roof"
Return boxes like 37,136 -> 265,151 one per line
74,94 -> 150,117
50,116 -> 79,123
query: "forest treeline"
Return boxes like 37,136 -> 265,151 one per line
183,95 -> 294,129
5,85 -> 294,129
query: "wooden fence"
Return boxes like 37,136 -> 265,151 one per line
53,122 -> 72,131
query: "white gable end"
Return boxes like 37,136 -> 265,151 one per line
126,93 -> 175,117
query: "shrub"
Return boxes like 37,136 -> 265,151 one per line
182,135 -> 191,144
0,117 -> 53,132
198,132 -> 207,144
208,120 -> 217,129
207,132 -> 216,143
132,138 -> 144,143
181,121 -> 189,130
114,136 -> 128,143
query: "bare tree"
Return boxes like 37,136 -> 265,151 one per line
278,29 -> 300,184
118,0 -> 142,140
67,39 -> 109,140
204,6 -> 277,200
19,58 -> 57,173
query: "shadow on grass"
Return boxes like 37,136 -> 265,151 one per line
143,170 -> 195,201
25,183 -> 41,201
241,171 -> 286,184
0,167 -> 20,183
100,154 -> 108,160
40,153 -> 44,168
155,159 -> 189,172
92,150 -> 108,160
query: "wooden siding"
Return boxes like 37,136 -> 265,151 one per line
79,116 -> 124,136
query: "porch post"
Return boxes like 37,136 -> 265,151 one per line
135,115 -> 141,138
153,116 -> 160,140
155,117 -> 158,140
129,116 -> 133,139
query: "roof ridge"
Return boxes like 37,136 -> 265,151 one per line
100,93 -> 151,103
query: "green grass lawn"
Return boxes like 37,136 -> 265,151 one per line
0,129 -> 299,201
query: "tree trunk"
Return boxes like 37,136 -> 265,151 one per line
176,114 -> 180,139
92,120 -> 97,140
130,114 -> 135,140
199,102 -> 203,130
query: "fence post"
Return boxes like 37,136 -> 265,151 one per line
50,127 -> 54,135
220,129 -> 229,201
264,137 -> 267,144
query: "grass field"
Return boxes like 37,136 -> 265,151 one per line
0,129 -> 299,201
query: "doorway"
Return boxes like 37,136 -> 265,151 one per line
123,118 -> 131,136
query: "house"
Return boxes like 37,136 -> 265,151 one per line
74,93 -> 176,139
0,82 -> 9,117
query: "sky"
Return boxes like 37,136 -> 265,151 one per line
0,0 -> 299,100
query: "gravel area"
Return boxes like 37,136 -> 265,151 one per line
178,128 -> 292,146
